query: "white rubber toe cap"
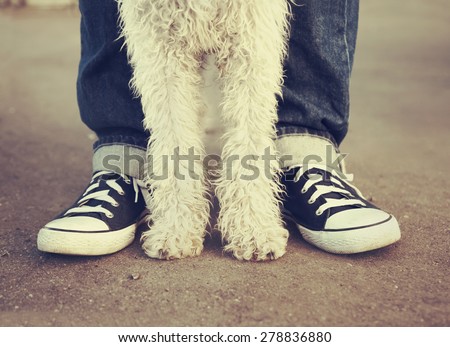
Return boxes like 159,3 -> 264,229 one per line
298,213 -> 401,254
325,208 -> 390,230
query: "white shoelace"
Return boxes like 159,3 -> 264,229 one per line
64,171 -> 144,219
291,164 -> 366,216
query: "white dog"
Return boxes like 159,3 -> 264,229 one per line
117,0 -> 291,261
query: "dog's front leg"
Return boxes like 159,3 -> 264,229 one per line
118,2 -> 209,259
215,1 -> 291,261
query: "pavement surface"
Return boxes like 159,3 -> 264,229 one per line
0,1 -> 449,327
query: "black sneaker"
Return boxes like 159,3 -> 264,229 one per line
37,171 -> 147,256
281,165 -> 401,254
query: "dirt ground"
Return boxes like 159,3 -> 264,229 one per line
0,1 -> 449,327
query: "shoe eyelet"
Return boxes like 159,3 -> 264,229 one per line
124,180 -> 131,185
118,191 -> 125,196
308,198 -> 315,205
315,210 -> 323,216
107,212 -> 114,219
112,202 -> 120,207
301,188 -> 307,194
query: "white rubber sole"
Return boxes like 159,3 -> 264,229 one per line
289,215 -> 401,254
37,224 -> 136,256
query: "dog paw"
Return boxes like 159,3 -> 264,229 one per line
140,226 -> 204,260
223,226 -> 288,261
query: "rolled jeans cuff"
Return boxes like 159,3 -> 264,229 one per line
275,133 -> 343,170
93,144 -> 146,180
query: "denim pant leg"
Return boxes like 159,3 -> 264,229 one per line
77,0 -> 147,178
276,0 -> 359,168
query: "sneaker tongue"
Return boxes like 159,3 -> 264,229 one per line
95,172 -> 122,182
306,168 -> 366,213
84,173 -> 123,207
65,173 -> 123,218
305,168 -> 349,200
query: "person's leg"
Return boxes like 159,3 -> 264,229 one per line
37,0 -> 147,255
277,0 -> 401,254
77,0 -> 148,179
277,0 -> 358,166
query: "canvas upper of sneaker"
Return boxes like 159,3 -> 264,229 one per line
45,171 -> 146,233
281,165 -> 388,231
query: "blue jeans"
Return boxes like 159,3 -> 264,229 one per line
77,0 -> 359,177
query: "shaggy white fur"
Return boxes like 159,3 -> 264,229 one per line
118,0 -> 291,260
